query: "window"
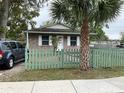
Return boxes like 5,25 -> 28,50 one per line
42,35 -> 49,45
1,44 -> 10,50
70,36 -> 77,46
10,42 -> 17,49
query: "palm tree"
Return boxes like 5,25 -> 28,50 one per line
51,0 -> 123,71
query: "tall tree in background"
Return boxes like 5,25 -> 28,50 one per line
7,1 -> 40,40
0,0 -> 9,38
0,0 -> 47,39
90,25 -> 108,41
51,0 -> 122,71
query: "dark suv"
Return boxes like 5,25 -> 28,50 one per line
0,41 -> 25,69
116,44 -> 124,48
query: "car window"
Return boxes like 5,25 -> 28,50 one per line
3,42 -> 11,48
17,42 -> 23,48
10,42 -> 17,49
1,44 -> 10,50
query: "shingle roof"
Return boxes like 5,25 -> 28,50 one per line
24,24 -> 96,35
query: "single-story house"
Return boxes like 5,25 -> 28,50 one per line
25,24 -> 95,50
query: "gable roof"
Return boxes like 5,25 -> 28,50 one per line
42,24 -> 71,30
25,24 -> 96,35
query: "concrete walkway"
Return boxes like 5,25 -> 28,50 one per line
0,77 -> 124,93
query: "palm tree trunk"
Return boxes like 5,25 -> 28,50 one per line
80,16 -> 90,71
0,0 -> 9,39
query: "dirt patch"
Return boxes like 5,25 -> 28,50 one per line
0,62 -> 25,81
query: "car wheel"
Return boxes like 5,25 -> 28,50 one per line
6,57 -> 14,69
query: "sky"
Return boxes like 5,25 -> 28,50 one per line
34,3 -> 124,40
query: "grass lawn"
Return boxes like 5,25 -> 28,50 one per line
1,68 -> 124,82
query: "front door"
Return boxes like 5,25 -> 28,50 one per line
57,36 -> 64,50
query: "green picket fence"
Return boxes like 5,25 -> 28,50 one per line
25,48 -> 124,70
91,48 -> 124,68
25,48 -> 80,70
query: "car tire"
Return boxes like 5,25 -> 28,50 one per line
6,57 -> 14,69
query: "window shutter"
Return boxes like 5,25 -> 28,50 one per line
67,36 -> 70,46
49,35 -> 52,46
77,36 -> 80,46
38,35 -> 42,46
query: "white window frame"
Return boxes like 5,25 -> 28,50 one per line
42,35 -> 49,46
77,36 -> 80,46
70,36 -> 77,46
67,36 -> 70,46
38,35 -> 42,46
38,35 -> 53,46
49,35 -> 52,46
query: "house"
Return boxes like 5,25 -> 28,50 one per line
91,40 -> 120,48
25,24 -> 95,50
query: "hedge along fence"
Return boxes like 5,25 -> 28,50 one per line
25,48 -> 124,70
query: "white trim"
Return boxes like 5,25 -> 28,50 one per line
26,32 -> 29,49
77,36 -> 80,46
25,31 -> 97,35
26,31 -> 80,35
67,36 -> 70,46
38,35 -> 42,46
49,35 -> 52,46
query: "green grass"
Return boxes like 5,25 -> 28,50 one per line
1,68 -> 124,82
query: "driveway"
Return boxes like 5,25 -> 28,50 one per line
0,77 -> 124,93
0,62 -> 25,80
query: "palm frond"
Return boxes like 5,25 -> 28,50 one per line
50,0 -> 123,27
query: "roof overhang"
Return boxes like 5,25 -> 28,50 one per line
24,30 -> 96,35
24,24 -> 97,35
25,31 -> 80,35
